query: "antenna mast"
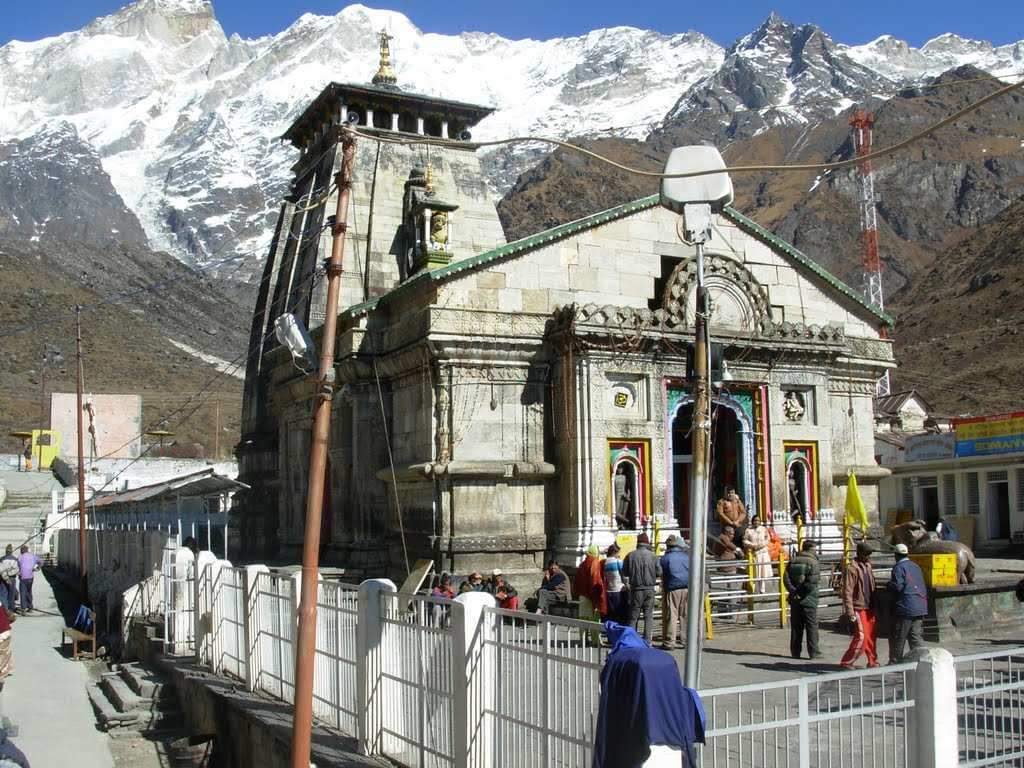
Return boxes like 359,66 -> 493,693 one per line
849,109 -> 890,396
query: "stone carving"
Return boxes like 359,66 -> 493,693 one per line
783,391 -> 806,422
890,520 -> 976,584
430,210 -> 449,248
561,302 -> 846,346
661,254 -> 772,333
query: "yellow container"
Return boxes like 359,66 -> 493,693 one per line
908,553 -> 958,587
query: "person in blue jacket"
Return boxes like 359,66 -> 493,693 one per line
887,543 -> 929,663
659,535 -> 690,651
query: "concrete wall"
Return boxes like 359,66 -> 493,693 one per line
51,392 -> 142,459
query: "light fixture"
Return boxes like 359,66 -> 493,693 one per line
274,313 -> 317,371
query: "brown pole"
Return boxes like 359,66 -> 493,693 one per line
289,132 -> 356,768
75,306 -> 88,593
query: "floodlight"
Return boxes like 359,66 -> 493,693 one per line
274,313 -> 317,371
659,146 -> 733,214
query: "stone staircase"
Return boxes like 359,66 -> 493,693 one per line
0,486 -> 51,552
87,663 -> 214,766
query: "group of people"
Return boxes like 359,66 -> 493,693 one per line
428,569 -> 520,610
0,545 -> 41,615
783,538 -> 929,666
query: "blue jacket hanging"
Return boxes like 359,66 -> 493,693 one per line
593,621 -> 705,768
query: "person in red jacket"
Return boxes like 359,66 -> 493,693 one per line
840,541 -> 879,669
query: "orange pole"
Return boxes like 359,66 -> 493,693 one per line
289,133 -> 356,768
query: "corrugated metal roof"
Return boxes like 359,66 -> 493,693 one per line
65,468 -> 248,513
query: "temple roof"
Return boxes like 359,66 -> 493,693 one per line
282,81 -> 494,148
343,194 -> 894,327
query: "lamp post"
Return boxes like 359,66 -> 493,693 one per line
659,147 -> 733,689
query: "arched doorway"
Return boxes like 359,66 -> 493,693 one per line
671,397 -> 754,532
612,458 -> 639,529
788,458 -> 811,524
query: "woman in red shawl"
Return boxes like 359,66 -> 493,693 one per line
574,545 -> 608,621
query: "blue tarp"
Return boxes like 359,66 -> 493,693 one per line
592,621 -> 705,768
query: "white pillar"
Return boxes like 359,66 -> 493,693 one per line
338,103 -> 348,123
416,116 -> 425,135
911,647 -> 958,768
441,120 -> 450,139
243,564 -> 269,692
356,578 -> 397,756
391,113 -> 399,131
365,108 -> 374,128
451,591 -> 496,768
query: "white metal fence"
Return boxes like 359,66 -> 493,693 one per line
699,663 -> 914,768
146,547 -> 1024,768
956,648 -> 1024,767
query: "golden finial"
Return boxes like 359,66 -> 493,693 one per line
372,29 -> 398,87
425,162 -> 434,195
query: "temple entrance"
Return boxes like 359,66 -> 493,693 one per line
672,401 -> 747,533
788,460 -> 810,524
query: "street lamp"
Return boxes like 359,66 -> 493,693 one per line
659,146 -> 733,690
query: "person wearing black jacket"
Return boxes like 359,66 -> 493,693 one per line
623,534 -> 661,643
783,540 -> 822,659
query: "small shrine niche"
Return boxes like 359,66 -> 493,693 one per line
402,167 -> 459,274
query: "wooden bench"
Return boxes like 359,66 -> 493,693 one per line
62,610 -> 96,660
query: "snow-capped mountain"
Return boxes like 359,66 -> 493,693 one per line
0,1 -> 1020,269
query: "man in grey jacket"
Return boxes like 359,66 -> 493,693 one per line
623,533 -> 661,643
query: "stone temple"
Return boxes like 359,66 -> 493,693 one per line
237,36 -> 894,583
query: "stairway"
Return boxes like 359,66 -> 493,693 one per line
87,662 -> 214,766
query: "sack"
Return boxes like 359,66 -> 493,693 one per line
73,605 -> 93,633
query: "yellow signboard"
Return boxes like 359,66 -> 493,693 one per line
31,429 -> 60,469
615,534 -> 638,560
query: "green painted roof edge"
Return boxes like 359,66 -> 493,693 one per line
341,194 -> 661,320
340,193 -> 894,329
722,206 -> 894,327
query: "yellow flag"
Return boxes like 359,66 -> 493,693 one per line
845,472 -> 869,531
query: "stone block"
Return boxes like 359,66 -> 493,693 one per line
568,265 -> 599,291
597,269 -> 620,295
619,272 -> 654,299
558,244 -> 579,267
477,271 -> 506,290
498,289 -> 523,313
749,264 -> 779,287
521,289 -> 551,314
627,220 -> 660,243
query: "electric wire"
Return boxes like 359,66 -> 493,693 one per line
345,73 -> 1024,180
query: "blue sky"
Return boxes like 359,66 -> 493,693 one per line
3,0 -> 1022,47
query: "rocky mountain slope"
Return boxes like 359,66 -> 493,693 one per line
1,2 -> 1020,269
889,196 -> 1024,415
0,235 -> 248,455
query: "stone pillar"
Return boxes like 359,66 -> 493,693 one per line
391,113 -> 399,131
417,116 -> 425,135
451,591 -> 496,768
243,564 -> 270,692
366,108 -> 375,128
910,647 -> 958,768
435,363 -> 452,462
338,102 -> 348,123
356,578 -> 397,756
441,120 -> 450,139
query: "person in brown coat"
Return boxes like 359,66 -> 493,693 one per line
840,541 -> 879,668
716,487 -> 747,546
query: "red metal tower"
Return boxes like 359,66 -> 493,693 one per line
849,109 -> 890,395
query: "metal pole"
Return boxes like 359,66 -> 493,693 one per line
75,306 -> 88,594
684,241 -> 710,689
289,132 -> 356,768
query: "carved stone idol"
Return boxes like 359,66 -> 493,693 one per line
783,391 -> 805,422
430,210 -> 449,248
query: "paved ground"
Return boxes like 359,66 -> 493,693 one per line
2,573 -> 114,767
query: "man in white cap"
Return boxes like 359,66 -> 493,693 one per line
887,543 -> 928,662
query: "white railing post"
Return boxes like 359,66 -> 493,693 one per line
911,647 -> 958,768
244,565 -> 268,693
451,592 -> 496,768
356,578 -> 396,756
193,551 -> 217,664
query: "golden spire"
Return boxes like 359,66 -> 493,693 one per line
372,29 -> 398,87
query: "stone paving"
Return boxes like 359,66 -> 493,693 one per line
1,573 -> 114,767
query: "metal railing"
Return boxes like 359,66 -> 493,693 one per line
153,547 -> 1017,768
483,606 -> 606,767
377,591 -> 457,768
698,663 -> 915,767
956,648 -> 1024,767
209,566 -> 247,681
313,580 -> 360,735
253,571 -> 296,703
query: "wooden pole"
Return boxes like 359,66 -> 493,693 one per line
75,306 -> 88,594
290,132 -> 356,768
